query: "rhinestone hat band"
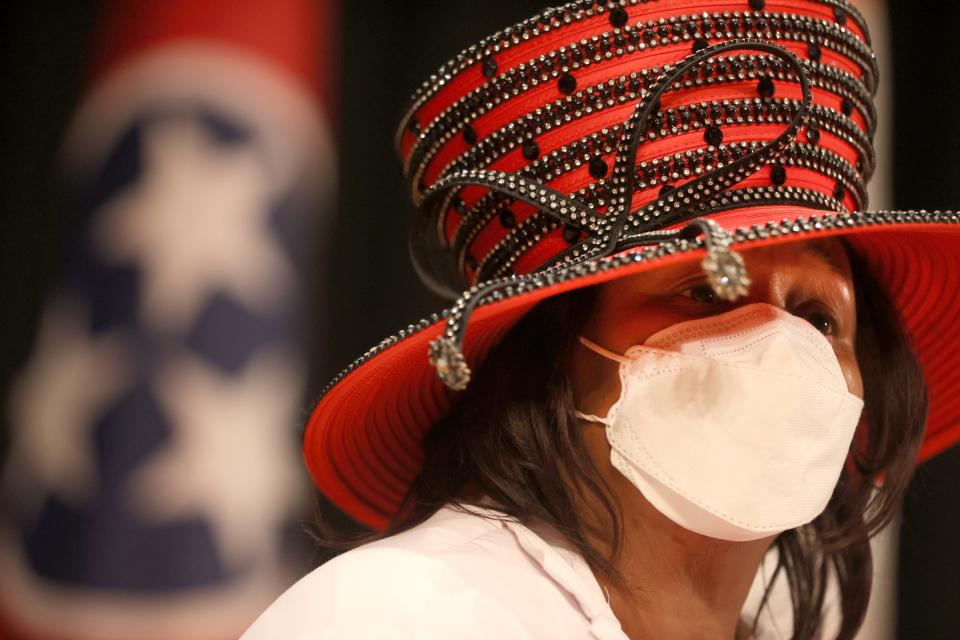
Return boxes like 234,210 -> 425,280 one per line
426,39 -> 805,390
394,1 -> 875,391
402,2 -> 876,297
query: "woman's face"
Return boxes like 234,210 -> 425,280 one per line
570,236 -> 864,548
572,236 -> 863,424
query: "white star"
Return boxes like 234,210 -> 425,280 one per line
5,295 -> 129,508
127,349 -> 305,572
93,118 -> 292,333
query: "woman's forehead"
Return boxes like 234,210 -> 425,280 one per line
739,236 -> 852,276
609,237 -> 852,292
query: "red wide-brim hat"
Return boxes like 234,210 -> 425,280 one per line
305,0 -> 960,531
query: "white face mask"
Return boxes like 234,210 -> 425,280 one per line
574,302 -> 864,542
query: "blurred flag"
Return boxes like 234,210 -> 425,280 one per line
0,1 -> 336,638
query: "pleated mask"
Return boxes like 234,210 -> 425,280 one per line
574,302 -> 864,541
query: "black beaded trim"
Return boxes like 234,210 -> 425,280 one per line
458,137 -> 864,280
414,54 -> 875,215
404,37 -> 941,395
602,129 -> 866,207
449,177 -> 602,274
307,208 -> 958,408
396,0 -> 872,150
435,53 -> 872,211
445,94 -> 872,232
476,211 -> 561,280
406,15 -> 876,193
419,40 -> 812,298
404,30 -> 873,178
436,76 -> 873,257
482,184 -> 846,280
446,95 -> 872,265
432,211 -> 957,391
453,197 -> 574,277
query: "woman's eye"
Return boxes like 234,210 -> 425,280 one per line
801,308 -> 838,336
677,286 -> 841,336
678,284 -> 717,304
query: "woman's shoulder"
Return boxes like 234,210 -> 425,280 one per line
241,504 -> 556,639
312,503 -> 524,580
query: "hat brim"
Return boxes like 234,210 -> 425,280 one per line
304,207 -> 960,531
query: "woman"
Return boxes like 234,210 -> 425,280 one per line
245,1 -> 959,638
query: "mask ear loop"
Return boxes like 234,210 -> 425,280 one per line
578,335 -> 630,364
574,409 -> 612,425
573,336 -> 631,425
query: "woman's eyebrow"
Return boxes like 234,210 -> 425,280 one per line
805,242 -> 849,278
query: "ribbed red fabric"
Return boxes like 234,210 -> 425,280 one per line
305,211 -> 960,530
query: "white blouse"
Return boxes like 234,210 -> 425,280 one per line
241,501 -> 806,639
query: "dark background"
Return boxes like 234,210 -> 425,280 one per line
2,2 -> 959,637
